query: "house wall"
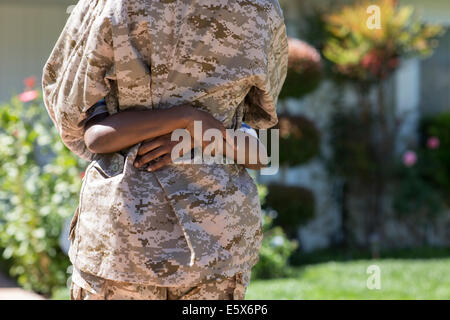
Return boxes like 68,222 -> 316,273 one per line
420,29 -> 450,115
0,0 -> 75,102
400,0 -> 450,115
400,0 -> 450,26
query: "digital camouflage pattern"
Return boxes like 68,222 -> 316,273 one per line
42,0 -> 288,290
70,269 -> 249,300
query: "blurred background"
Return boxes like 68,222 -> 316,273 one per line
0,0 -> 449,299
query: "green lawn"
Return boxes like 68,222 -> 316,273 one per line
52,258 -> 450,300
245,258 -> 450,300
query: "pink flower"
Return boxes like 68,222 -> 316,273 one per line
19,90 -> 38,103
403,151 -> 417,167
427,136 -> 440,149
287,37 -> 322,74
24,76 -> 37,89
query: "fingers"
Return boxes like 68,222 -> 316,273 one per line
147,154 -> 172,172
137,140 -> 162,156
137,135 -> 170,156
134,145 -> 171,168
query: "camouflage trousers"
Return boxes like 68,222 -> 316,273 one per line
70,271 -> 250,300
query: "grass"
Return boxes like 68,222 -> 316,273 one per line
245,258 -> 450,300
52,258 -> 450,300
289,246 -> 450,266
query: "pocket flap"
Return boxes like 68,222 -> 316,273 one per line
92,153 -> 125,178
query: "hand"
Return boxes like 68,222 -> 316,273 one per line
184,108 -> 228,150
134,134 -> 185,172
133,107 -> 231,171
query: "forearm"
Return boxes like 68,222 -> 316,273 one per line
84,105 -> 194,154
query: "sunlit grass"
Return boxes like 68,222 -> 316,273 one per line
245,258 -> 450,300
52,258 -> 450,300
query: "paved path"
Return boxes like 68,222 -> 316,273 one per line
0,271 -> 45,300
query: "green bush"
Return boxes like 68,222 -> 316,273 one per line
388,114 -> 449,244
251,210 -> 298,280
279,68 -> 322,101
393,164 -> 445,221
327,110 -> 376,183
264,184 -> 315,239
0,92 -> 86,296
278,37 -> 322,100
275,115 -> 321,167
251,184 -> 298,280
420,112 -> 450,203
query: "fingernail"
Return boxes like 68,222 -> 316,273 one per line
147,167 -> 153,172
134,162 -> 140,168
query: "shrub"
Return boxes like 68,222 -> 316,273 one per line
251,207 -> 298,280
323,0 -> 443,83
279,37 -> 322,100
0,88 -> 85,296
275,114 -> 321,167
264,184 -> 315,239
420,112 -> 450,203
327,110 -> 376,184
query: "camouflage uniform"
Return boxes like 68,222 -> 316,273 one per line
70,267 -> 250,300
42,0 -> 288,299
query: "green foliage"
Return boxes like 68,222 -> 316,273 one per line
251,210 -> 298,280
246,258 -> 450,300
264,184 -> 315,238
0,93 -> 86,295
327,110 -> 376,183
323,0 -> 444,83
420,112 -> 450,202
322,0 -> 445,246
279,66 -> 322,100
290,246 -> 450,267
279,36 -> 323,100
251,183 -> 298,280
393,162 -> 445,217
276,115 -> 321,167
391,112 -> 450,221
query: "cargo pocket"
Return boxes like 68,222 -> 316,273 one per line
91,152 -> 125,178
68,160 -> 96,243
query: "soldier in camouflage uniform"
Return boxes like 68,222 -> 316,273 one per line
42,0 -> 288,300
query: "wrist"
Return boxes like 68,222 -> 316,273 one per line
177,104 -> 200,127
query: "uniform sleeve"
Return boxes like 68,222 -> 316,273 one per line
42,1 -> 114,161
77,99 -> 109,128
243,11 -> 289,129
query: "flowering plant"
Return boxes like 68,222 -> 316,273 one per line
323,0 -> 443,82
279,37 -> 322,100
323,0 -> 444,248
0,77 -> 86,295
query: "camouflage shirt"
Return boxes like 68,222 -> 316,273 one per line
42,0 -> 288,288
